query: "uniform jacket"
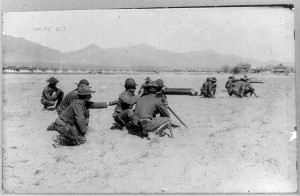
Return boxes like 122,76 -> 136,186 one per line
114,90 -> 139,113
232,80 -> 246,93
134,94 -> 170,119
59,99 -> 107,134
200,81 -> 213,96
41,85 -> 60,101
59,89 -> 78,111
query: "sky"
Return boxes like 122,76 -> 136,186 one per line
3,7 -> 294,62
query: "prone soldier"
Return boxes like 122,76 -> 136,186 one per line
41,77 -> 64,110
134,81 -> 171,136
112,78 -> 144,130
47,85 -> 119,147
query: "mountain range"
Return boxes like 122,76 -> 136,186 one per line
2,35 -> 294,71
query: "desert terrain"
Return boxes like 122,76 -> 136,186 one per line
2,73 -> 297,193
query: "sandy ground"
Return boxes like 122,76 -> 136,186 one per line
2,73 -> 297,193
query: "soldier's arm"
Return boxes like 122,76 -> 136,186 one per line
156,101 -> 170,118
119,93 -> 139,105
73,103 -> 88,134
85,101 -> 108,109
43,88 -> 58,101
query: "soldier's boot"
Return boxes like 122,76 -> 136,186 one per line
47,122 -> 55,131
154,123 -> 170,137
52,135 -> 64,148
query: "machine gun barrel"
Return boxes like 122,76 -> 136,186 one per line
164,88 -> 197,96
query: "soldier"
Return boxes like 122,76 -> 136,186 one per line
199,77 -> 214,98
227,76 -> 236,97
41,77 -> 64,110
225,76 -> 233,91
138,76 -> 151,94
47,85 -> 119,147
231,77 -> 246,98
112,78 -> 144,130
134,81 -> 171,136
57,79 -> 90,115
155,79 -> 168,105
242,75 -> 255,97
211,77 -> 217,96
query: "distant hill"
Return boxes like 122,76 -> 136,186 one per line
2,35 -> 294,70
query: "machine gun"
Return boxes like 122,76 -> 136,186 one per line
163,88 -> 198,96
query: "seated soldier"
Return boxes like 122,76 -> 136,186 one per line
211,77 -> 217,96
138,76 -> 151,94
57,79 -> 90,114
225,76 -> 233,91
199,77 -> 214,98
41,77 -> 64,110
47,85 -> 118,147
155,79 -> 168,106
242,75 -> 255,97
112,78 -> 144,130
231,77 -> 247,98
227,76 -> 236,97
57,79 -> 91,125
134,81 -> 171,137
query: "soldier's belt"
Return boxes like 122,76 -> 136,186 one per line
55,117 -> 68,127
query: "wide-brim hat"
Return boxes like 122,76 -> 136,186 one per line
46,77 -> 59,83
156,79 -> 165,87
75,79 -> 90,87
145,77 -> 151,82
243,75 -> 249,81
144,81 -> 158,89
77,85 -> 95,95
124,78 -> 138,87
211,77 -> 217,82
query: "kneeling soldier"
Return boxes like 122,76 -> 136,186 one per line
211,77 -> 217,96
47,85 -> 118,147
112,78 -> 144,130
41,77 -> 64,110
134,81 -> 171,136
241,75 -> 255,97
231,78 -> 246,98
200,77 -> 214,98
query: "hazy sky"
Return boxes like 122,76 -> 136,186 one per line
3,7 -> 294,62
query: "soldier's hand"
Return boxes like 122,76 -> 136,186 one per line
109,100 -> 119,106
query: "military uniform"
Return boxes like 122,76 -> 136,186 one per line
211,77 -> 217,96
134,81 -> 171,134
241,75 -> 254,97
231,80 -> 246,98
41,77 -> 64,109
48,86 -> 118,146
200,78 -> 214,98
113,78 -> 140,127
57,79 -> 91,122
156,79 -> 168,105
138,77 -> 151,94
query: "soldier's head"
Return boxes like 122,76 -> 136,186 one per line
156,79 -> 165,91
231,76 -> 237,82
145,81 -> 159,94
46,77 -> 59,87
243,75 -> 249,81
77,85 -> 95,100
145,77 -> 151,84
124,78 -> 138,93
76,79 -> 90,89
211,77 -> 217,83
206,77 -> 211,82
228,76 -> 233,80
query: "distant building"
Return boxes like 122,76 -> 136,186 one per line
273,64 -> 287,73
236,63 -> 251,73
